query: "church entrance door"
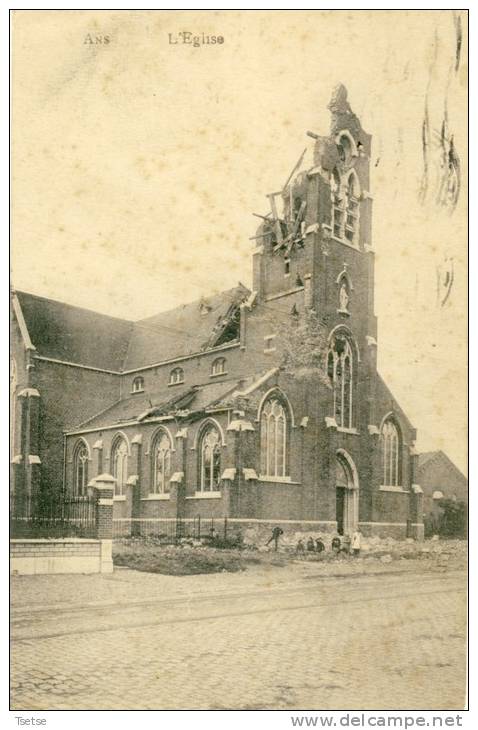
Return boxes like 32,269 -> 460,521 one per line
335,451 -> 359,537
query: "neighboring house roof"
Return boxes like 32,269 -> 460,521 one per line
417,450 -> 467,483
14,284 -> 250,373
417,451 -> 440,468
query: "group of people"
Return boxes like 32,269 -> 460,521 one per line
265,525 -> 363,556
296,528 -> 362,557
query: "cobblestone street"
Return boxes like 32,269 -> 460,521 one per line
11,564 -> 466,711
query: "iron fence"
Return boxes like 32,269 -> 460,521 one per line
113,515 -> 229,544
10,492 -> 98,539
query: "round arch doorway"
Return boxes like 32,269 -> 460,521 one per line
335,450 -> 359,536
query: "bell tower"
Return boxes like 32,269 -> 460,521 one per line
250,85 -> 378,431
252,84 -> 376,345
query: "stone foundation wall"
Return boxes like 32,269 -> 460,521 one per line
10,538 -> 113,575
226,519 -> 337,548
359,521 -> 424,541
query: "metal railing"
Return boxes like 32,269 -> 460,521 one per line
10,492 -> 98,539
113,515 -> 229,544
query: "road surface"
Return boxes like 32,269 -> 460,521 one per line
11,564 -> 466,710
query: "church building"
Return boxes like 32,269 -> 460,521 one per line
10,86 -> 424,540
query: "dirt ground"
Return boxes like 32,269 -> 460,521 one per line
111,536 -> 467,576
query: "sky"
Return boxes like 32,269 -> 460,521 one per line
11,10 -> 468,472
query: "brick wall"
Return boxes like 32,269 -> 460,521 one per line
33,359 -> 120,493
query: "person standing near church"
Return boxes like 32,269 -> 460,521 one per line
352,527 -> 362,556
266,526 -> 284,551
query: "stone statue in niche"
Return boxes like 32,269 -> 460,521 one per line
339,281 -> 349,311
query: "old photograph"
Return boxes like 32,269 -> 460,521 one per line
10,9 -> 468,712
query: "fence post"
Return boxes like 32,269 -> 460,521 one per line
92,473 -> 115,573
130,434 -> 143,537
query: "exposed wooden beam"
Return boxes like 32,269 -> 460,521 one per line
267,193 -> 284,244
282,148 -> 307,192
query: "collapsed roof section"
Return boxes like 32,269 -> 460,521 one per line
122,283 -> 251,370
70,368 -> 280,432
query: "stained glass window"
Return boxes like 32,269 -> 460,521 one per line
260,397 -> 288,477
152,431 -> 172,494
200,426 -> 221,492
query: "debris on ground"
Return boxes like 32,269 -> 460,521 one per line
112,536 -> 466,576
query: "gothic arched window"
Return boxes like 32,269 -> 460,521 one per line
331,167 -> 360,246
73,440 -> 89,497
344,171 -> 360,244
328,335 -> 355,429
260,396 -> 289,478
380,419 -> 401,486
169,367 -> 184,385
331,168 -> 343,239
151,430 -> 172,494
199,425 -> 222,492
111,437 -> 128,496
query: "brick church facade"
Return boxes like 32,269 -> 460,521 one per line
10,86 -> 424,540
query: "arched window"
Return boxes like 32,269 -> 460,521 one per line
344,171 -> 360,244
328,335 -> 355,429
331,168 -> 360,245
73,440 -> 89,496
211,357 -> 227,376
380,418 -> 401,486
337,134 -> 353,165
169,367 -> 184,385
331,168 -> 343,239
199,425 -> 222,492
260,396 -> 289,477
132,376 -> 144,393
151,430 -> 172,494
111,437 -> 128,496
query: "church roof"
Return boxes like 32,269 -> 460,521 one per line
123,283 -> 250,370
15,291 -> 133,372
14,284 -> 250,372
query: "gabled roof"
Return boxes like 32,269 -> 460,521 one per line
15,291 -> 133,372
417,451 -> 439,468
417,450 -> 467,482
13,284 -> 251,373
122,284 -> 250,370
